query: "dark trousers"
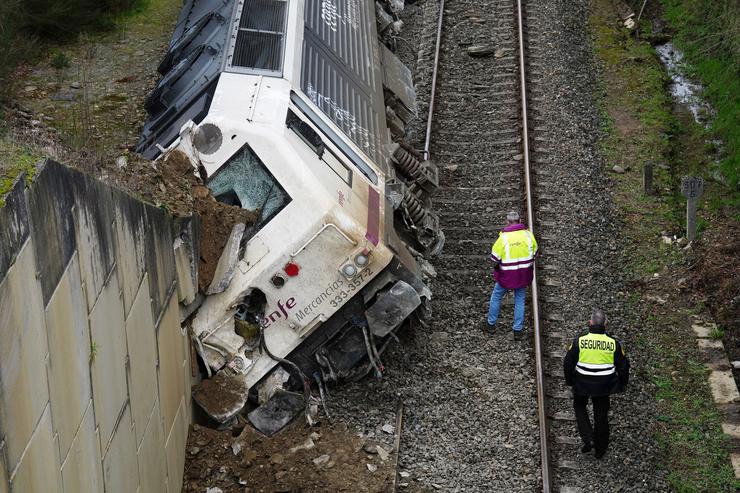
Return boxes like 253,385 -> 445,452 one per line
573,394 -> 610,452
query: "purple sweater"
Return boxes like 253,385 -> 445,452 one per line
491,223 -> 537,289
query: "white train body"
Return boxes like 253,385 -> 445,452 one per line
139,0 -> 441,423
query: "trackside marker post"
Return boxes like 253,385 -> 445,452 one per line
680,176 -> 704,242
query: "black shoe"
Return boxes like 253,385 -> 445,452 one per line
580,442 -> 593,453
594,448 -> 607,459
480,320 -> 495,333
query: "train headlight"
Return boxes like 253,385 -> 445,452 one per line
341,263 -> 358,279
354,253 -> 369,267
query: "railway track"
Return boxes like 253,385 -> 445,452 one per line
401,0 -> 562,490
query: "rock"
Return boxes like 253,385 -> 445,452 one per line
115,156 -> 127,169
444,164 -> 459,171
466,45 -> 496,57
309,432 -> 321,441
676,237 -> 688,247
381,423 -> 395,434
400,471 -> 411,478
432,484 -> 443,490
366,463 -> 378,472
24,85 -> 37,93
70,82 -> 81,89
270,453 -> 285,465
731,361 -> 740,370
313,454 -> 330,467
461,367 -> 479,378
661,235 -> 673,245
376,446 -> 390,461
206,488 -> 223,493
159,183 -> 166,194
364,443 -> 378,454
187,446 -> 200,456
231,442 -> 242,456
494,49 -> 507,58
612,165 -> 626,174
289,438 -> 315,453
430,331 -> 449,344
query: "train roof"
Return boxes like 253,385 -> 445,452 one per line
138,0 -> 391,170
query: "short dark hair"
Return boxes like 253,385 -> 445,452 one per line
591,309 -> 607,326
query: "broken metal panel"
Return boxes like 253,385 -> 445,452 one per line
379,42 -> 417,116
205,223 -> 245,295
247,389 -> 304,436
365,280 -> 421,337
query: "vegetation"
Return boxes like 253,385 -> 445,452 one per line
0,0 -> 147,103
658,0 -> 740,188
591,1 -> 740,490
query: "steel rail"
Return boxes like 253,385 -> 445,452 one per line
515,0 -> 551,491
423,0 -> 445,160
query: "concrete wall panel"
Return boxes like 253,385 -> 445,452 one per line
0,439 -> 9,493
102,404 -> 139,493
45,254 -> 92,458
143,205 -> 176,324
0,241 -> 50,471
125,275 -> 158,447
89,269 -> 128,450
113,190 -> 147,318
164,398 -> 186,493
61,403 -> 104,493
10,406 -> 63,493
0,175 -> 29,285
136,402 -> 166,493
73,175 -> 116,310
158,293 -> 186,438
27,160 -> 77,305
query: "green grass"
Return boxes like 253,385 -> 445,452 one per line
0,139 -> 41,207
659,0 -> 740,190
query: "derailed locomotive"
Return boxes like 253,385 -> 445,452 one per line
139,0 -> 443,429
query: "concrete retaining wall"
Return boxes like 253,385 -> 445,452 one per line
0,160 -> 196,493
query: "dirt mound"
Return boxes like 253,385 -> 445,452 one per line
693,217 -> 740,335
183,420 -> 395,492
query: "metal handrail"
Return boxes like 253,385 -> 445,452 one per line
515,0 -> 551,491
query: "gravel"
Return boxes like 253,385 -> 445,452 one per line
327,0 -> 669,492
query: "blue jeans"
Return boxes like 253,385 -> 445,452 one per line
487,283 -> 526,331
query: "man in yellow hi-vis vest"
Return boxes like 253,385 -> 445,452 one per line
483,211 -> 538,340
563,309 -> 630,459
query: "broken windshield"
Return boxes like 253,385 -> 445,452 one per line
208,144 -> 291,233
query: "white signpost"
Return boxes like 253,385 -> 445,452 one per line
680,176 -> 704,242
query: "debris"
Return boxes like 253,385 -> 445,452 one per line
494,49 -> 506,58
231,442 -> 242,456
731,361 -> 740,370
432,484 -> 443,490
466,45 -> 496,57
289,438 -> 316,454
366,463 -> 378,472
661,235 -> 673,245
444,164 -> 458,171
205,222 -> 246,294
400,471 -> 411,478
257,366 -> 291,405
247,389 -> 305,436
70,81 -> 81,89
430,331 -> 449,344
364,443 -> 378,454
24,85 -> 38,93
381,423 -> 395,434
187,446 -> 200,456
313,454 -> 331,467
309,432 -> 321,441
115,156 -> 127,169
206,488 -> 223,493
612,165 -> 626,174
676,237 -> 688,247
192,373 -> 250,423
376,445 -> 390,461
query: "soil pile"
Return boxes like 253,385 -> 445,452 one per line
183,420 -> 395,492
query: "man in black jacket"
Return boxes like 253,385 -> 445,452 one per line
563,309 -> 629,459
